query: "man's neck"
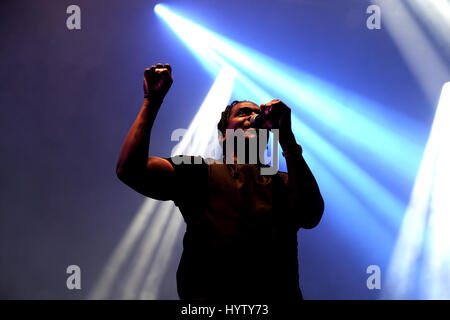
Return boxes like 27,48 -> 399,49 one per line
222,154 -> 267,166
221,136 -> 269,166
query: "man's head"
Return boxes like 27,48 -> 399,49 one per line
217,100 -> 270,163
217,100 -> 261,139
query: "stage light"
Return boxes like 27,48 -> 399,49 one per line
204,30 -> 424,185
89,66 -> 235,299
171,65 -> 237,159
291,115 -> 405,231
151,3 -> 441,298
154,3 -> 229,78
122,201 -> 176,299
153,3 -> 162,14
138,207 -> 184,299
88,199 -> 159,299
370,0 -> 450,104
154,3 -> 425,189
407,0 -> 450,53
384,82 -> 450,299
155,4 -> 414,233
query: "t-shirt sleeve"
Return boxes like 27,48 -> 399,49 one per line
165,155 -> 208,222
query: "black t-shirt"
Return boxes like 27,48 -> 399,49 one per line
167,155 -> 303,301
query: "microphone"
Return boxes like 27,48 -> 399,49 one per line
249,114 -> 265,129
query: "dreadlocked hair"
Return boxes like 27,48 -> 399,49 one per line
217,100 -> 248,138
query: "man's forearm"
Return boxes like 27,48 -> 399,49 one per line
116,98 -> 162,176
281,131 -> 324,228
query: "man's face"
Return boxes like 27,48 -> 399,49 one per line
226,101 -> 261,139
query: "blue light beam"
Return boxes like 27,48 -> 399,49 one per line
384,82 -> 450,299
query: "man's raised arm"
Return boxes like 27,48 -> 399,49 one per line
261,99 -> 324,229
116,63 -> 176,201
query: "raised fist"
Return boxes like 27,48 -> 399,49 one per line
143,63 -> 173,101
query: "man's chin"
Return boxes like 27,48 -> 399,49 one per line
243,128 -> 257,138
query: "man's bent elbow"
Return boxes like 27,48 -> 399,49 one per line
116,163 -> 130,182
116,165 -> 124,180
302,197 -> 324,229
115,163 -> 138,184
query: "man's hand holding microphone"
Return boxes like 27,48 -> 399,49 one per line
250,99 -> 298,152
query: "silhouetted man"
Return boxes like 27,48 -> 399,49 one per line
116,63 -> 324,301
